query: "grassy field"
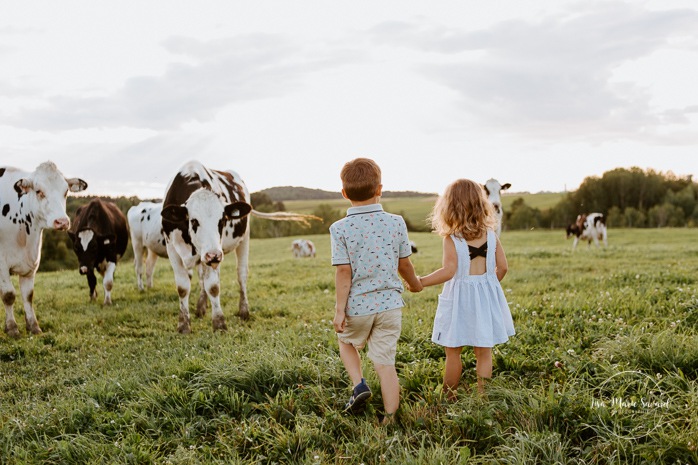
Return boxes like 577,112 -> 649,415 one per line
1,228 -> 696,464
285,192 -> 564,227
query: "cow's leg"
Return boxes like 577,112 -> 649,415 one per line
102,262 -> 117,305
145,250 -> 158,289
195,264 -> 207,318
86,269 -> 98,301
169,253 -> 192,334
235,233 -> 250,320
1,271 -> 19,338
19,274 -> 41,335
133,244 -> 145,291
572,237 -> 579,250
602,229 -> 608,247
201,265 -> 226,331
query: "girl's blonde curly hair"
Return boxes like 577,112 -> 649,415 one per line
429,179 -> 496,240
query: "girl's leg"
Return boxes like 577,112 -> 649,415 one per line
474,346 -> 493,394
443,346 -> 463,400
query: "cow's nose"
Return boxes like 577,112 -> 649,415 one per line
54,218 -> 70,230
204,251 -> 223,268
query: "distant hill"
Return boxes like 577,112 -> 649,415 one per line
258,186 -> 435,201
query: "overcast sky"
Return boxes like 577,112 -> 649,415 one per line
1,0 -> 697,199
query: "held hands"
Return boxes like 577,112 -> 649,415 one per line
406,277 -> 424,293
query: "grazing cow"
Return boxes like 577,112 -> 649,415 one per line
161,161 -> 319,333
68,198 -> 129,304
483,178 -> 511,237
566,212 -> 607,249
291,239 -> 316,258
127,201 -> 168,290
0,162 -> 87,337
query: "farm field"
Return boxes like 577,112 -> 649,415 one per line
1,228 -> 697,464
284,191 -> 564,227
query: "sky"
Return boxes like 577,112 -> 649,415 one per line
1,0 -> 697,199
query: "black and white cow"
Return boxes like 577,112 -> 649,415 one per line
566,212 -> 607,249
161,161 -> 318,333
127,201 -> 168,291
483,178 -> 511,237
0,162 -> 87,337
68,198 -> 129,304
291,239 -> 316,258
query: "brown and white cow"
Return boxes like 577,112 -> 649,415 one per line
291,239 -> 316,258
566,212 -> 607,249
68,198 -> 129,304
484,178 -> 511,237
161,161 -> 318,333
0,162 -> 87,337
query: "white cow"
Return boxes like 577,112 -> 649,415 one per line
0,162 -> 87,337
161,161 -> 319,333
567,213 -> 607,249
127,202 -> 168,291
484,178 -> 511,237
291,239 -> 316,258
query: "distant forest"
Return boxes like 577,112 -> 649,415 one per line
259,186 -> 434,201
36,167 -> 696,271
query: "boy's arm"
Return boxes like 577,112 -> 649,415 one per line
419,235 -> 457,287
398,257 -> 423,292
495,236 -> 508,282
333,264 -> 352,333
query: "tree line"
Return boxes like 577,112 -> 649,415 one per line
504,167 -> 697,230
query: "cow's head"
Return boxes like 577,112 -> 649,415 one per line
566,224 -> 581,238
483,178 -> 511,215
161,188 -> 251,269
68,228 -> 115,273
14,161 -> 87,231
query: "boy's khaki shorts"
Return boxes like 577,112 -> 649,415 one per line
337,308 -> 402,366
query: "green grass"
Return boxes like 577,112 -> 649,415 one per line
1,228 -> 696,464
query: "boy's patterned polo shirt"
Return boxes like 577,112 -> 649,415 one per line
330,204 -> 412,316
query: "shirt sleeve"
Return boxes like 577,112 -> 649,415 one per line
397,217 -> 412,259
330,224 -> 350,266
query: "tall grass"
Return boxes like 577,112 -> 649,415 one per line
0,228 -> 696,464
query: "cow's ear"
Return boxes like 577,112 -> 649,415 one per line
14,178 -> 33,195
501,183 -> 511,191
161,205 -> 188,223
225,202 -> 252,220
67,178 -> 88,193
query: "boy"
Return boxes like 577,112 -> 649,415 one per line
330,158 -> 422,424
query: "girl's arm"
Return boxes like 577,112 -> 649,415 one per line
495,235 -> 508,281
419,235 -> 457,287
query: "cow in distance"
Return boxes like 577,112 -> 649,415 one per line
68,198 -> 129,305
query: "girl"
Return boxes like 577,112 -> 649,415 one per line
419,179 -> 515,397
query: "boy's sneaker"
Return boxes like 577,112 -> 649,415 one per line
344,378 -> 372,412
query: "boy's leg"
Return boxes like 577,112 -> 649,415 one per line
443,346 -> 463,399
338,340 -> 364,386
366,308 -> 402,419
374,363 -> 399,415
474,346 -> 493,394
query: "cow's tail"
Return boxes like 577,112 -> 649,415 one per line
250,210 -> 322,227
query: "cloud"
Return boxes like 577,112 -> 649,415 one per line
6,33 -> 361,131
370,2 -> 698,143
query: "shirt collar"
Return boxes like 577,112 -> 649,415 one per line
346,203 -> 384,216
